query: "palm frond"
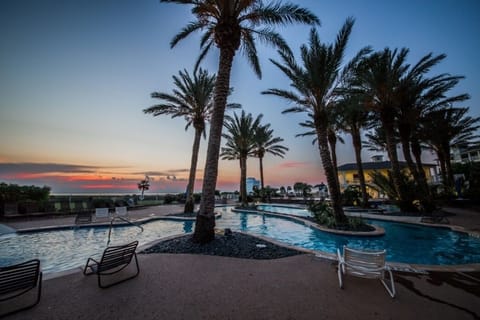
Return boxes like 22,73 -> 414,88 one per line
170,21 -> 205,48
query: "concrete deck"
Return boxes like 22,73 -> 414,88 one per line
3,254 -> 479,320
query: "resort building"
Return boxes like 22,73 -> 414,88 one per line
337,156 -> 436,198
451,143 -> 480,164
246,177 -> 260,195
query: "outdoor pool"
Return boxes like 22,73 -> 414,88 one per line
1,206 -> 480,274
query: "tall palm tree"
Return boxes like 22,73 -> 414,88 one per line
221,111 -> 263,206
295,112 -> 344,192
161,0 -> 319,243
254,124 -> 289,190
143,68 -> 239,213
424,107 -> 479,189
337,94 -> 370,207
263,18 -> 359,223
396,62 -> 469,210
353,48 -> 411,209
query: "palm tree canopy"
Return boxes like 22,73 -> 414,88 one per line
221,110 -> 263,160
424,107 -> 480,151
295,112 -> 345,145
353,47 -> 411,114
143,68 -> 240,134
254,124 -> 288,158
161,0 -> 320,77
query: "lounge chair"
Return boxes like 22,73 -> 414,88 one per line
94,208 -> 110,221
0,259 -> 42,317
75,212 -> 92,224
337,245 -> 396,298
83,241 -> 139,288
114,206 -> 128,219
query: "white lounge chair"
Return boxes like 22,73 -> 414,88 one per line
94,208 -> 110,221
337,245 -> 396,298
114,206 -> 128,218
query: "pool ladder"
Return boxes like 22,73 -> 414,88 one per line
106,216 -> 144,246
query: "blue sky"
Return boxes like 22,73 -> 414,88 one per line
0,0 -> 479,194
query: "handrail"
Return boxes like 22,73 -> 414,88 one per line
106,216 -> 144,246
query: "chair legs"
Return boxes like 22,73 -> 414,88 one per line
337,262 -> 344,289
337,262 -> 396,298
380,268 -> 396,298
97,253 -> 140,289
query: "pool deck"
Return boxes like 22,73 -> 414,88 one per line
2,204 -> 480,319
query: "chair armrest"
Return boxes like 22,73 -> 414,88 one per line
83,257 -> 100,275
337,249 -> 344,263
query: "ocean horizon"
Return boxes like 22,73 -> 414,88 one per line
51,192 -> 182,197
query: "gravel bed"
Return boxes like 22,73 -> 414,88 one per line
141,231 -> 305,260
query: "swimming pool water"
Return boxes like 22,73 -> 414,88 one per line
0,220 -> 193,274
1,206 -> 480,273
256,204 -> 311,217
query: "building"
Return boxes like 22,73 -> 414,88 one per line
451,144 -> 480,164
246,177 -> 260,195
337,156 -> 436,198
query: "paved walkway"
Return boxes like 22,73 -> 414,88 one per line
3,204 -> 187,231
4,254 -> 480,320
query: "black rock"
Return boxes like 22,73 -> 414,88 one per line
141,232 -> 304,260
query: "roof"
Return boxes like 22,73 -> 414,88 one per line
337,161 -> 435,171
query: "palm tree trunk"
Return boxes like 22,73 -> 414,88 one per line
259,157 -> 265,190
412,138 -> 429,189
437,151 -> 448,189
352,130 -> 368,207
411,137 -> 434,212
444,145 -> 454,189
328,131 -> 339,180
315,119 -> 346,223
398,128 -> 420,181
184,128 -> 202,213
240,156 -> 248,206
193,49 -> 234,243
381,112 -> 408,209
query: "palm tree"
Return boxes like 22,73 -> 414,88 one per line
161,0 -> 319,243
143,68 -> 239,213
295,113 -> 344,192
396,62 -> 469,210
353,48 -> 411,209
137,176 -> 150,200
424,107 -> 479,189
253,124 -> 288,190
337,94 -> 370,207
220,111 -> 263,206
263,18 -> 359,223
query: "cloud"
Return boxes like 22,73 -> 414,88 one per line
0,162 -> 99,175
133,168 -> 193,176
0,161 -> 196,193
277,161 -> 311,169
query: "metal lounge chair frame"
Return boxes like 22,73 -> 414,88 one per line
83,241 -> 140,288
0,259 -> 42,317
337,245 -> 396,298
114,206 -> 128,218
94,207 -> 110,221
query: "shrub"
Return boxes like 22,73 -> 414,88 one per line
308,201 -> 373,231
342,186 -> 362,206
163,194 -> 176,204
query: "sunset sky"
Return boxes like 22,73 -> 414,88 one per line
1,0 -> 479,194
